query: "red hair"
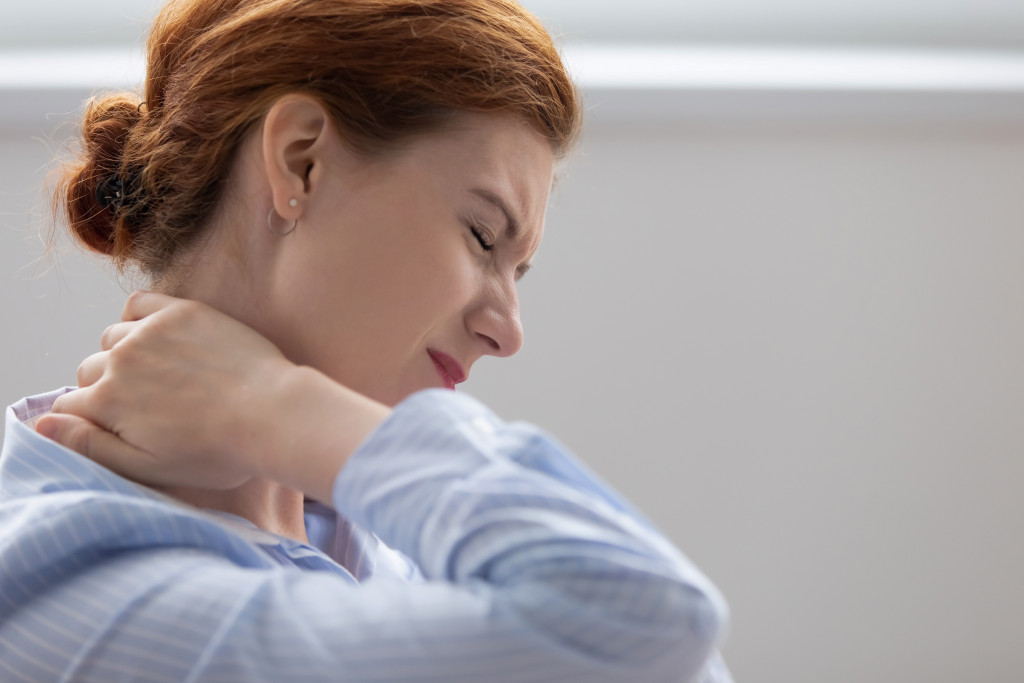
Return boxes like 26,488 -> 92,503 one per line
55,0 -> 581,275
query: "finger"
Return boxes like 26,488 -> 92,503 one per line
50,387 -> 103,427
76,352 -> 108,388
35,413 -> 156,479
122,290 -> 179,322
100,321 -> 139,351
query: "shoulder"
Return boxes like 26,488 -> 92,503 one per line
2,391 -> 284,606
0,481 -> 288,632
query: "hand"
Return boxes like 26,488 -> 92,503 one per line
36,292 -> 296,491
36,291 -> 391,502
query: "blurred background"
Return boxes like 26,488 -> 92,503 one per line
3,2 -> 1024,681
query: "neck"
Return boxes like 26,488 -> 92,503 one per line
150,208 -> 309,543
159,480 -> 309,543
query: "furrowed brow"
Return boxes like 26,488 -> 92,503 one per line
471,188 -> 521,241
470,187 -> 536,280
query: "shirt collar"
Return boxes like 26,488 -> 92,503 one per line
1,388 -> 180,505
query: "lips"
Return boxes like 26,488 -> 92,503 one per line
427,349 -> 467,390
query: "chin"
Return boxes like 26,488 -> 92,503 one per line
357,383 -> 418,409
322,366 -> 435,408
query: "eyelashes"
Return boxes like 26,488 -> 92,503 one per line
469,225 -> 494,252
467,222 -> 530,281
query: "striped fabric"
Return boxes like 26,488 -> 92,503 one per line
0,388 -> 731,682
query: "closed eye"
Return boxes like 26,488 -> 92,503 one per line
470,226 -> 494,252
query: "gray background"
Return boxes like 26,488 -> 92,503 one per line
3,2 -> 1024,682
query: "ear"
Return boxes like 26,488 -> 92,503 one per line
261,94 -> 332,221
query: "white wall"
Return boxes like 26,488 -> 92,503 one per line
0,132 -> 128,406
4,104 -> 1023,683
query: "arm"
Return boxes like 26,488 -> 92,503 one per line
11,389 -> 728,682
332,389 -> 729,680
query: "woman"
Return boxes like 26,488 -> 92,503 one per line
0,0 -> 731,680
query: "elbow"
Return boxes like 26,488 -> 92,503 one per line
508,571 -> 729,681
665,581 -> 730,677
683,579 -> 729,648
614,578 -> 730,682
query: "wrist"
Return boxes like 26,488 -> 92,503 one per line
259,365 -> 391,503
213,354 -> 294,485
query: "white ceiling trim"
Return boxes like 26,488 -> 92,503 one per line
0,49 -> 145,90
3,45 -> 1024,130
4,45 -> 1024,92
562,45 -> 1024,91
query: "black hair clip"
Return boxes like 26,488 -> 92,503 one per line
95,174 -> 128,213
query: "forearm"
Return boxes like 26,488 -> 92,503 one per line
332,389 -> 729,680
255,364 -> 392,503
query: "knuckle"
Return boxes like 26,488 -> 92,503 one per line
107,337 -> 142,366
123,291 -> 143,320
127,290 -> 147,308
140,317 -> 172,344
87,382 -> 115,415
100,324 -> 118,350
175,300 -> 203,325
106,341 -> 129,365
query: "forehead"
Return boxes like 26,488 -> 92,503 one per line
405,113 -> 555,211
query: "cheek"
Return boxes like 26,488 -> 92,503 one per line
277,193 -> 479,344
355,220 -> 478,311
309,242 -> 474,353
380,251 -> 477,321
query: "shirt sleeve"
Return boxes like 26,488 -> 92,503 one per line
1,389 -> 730,683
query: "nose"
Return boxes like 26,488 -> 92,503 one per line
469,279 -> 523,358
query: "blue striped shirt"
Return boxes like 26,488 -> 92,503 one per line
0,388 -> 732,682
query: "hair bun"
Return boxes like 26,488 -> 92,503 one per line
56,93 -> 143,257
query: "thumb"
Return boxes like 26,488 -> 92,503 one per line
35,413 -> 150,471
